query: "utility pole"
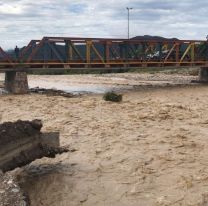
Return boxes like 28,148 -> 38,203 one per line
126,7 -> 133,39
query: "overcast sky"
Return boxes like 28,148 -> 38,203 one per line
0,0 -> 207,49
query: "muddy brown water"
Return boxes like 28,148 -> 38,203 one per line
29,79 -> 134,94
0,73 -> 198,94
1,73 -> 206,206
18,163 -> 75,206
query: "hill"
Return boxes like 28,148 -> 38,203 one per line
131,35 -> 179,41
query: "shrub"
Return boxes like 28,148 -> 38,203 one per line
103,92 -> 122,102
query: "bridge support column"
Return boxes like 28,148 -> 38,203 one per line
5,71 -> 29,94
199,67 -> 208,82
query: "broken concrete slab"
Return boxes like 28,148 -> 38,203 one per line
0,120 -> 68,172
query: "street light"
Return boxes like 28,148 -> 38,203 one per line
126,7 -> 133,39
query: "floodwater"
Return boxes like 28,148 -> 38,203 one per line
28,74 -> 137,94
0,88 -> 7,94
18,163 -> 76,206
0,73 -> 197,95
9,85 -> 208,206
29,79 -> 133,94
1,73 -> 205,206
0,73 -> 134,94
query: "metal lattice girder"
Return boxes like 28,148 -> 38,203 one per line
46,42 -> 64,63
0,47 -> 13,64
19,40 -> 40,60
164,44 -> 177,62
180,44 -> 192,62
67,41 -> 84,61
26,38 -> 46,62
1,37 -> 208,70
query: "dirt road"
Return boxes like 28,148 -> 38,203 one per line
1,78 -> 208,205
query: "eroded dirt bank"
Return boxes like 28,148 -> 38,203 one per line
1,84 -> 208,205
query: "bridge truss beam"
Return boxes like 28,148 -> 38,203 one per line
0,37 -> 208,70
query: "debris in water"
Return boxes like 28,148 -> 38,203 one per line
30,87 -> 77,98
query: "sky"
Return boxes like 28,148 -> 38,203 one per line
0,0 -> 207,49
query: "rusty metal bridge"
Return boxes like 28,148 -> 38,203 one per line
1,37 -> 208,70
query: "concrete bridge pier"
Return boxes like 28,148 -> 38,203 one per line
199,67 -> 208,82
5,71 -> 29,94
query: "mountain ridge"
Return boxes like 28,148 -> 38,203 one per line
131,35 -> 179,41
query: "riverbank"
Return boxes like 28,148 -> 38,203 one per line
1,83 -> 208,205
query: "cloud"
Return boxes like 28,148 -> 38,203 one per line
0,0 -> 207,49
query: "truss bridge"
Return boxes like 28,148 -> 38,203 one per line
0,37 -> 208,70
0,36 -> 208,94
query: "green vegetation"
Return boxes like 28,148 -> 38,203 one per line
103,92 -> 122,102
